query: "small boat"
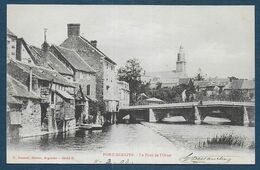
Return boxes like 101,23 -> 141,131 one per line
91,124 -> 103,130
79,124 -> 103,130
79,124 -> 92,130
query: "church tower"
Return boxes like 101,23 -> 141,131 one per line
176,45 -> 186,75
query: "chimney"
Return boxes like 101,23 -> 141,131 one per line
67,23 -> 80,37
41,28 -> 50,52
90,40 -> 97,47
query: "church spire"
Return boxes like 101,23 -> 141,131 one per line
176,45 -> 186,75
44,28 -> 47,42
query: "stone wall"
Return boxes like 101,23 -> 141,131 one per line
61,37 -> 104,102
74,71 -> 96,100
19,99 -> 42,137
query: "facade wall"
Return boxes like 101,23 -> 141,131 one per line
61,37 -> 104,102
61,36 -> 118,112
7,35 -> 17,61
19,99 -> 42,137
117,81 -> 130,109
8,99 -> 41,138
19,42 -> 34,64
103,60 -> 117,101
74,71 -> 96,100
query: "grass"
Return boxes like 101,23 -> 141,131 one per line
196,133 -> 254,149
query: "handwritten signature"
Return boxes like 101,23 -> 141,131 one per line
179,153 -> 237,164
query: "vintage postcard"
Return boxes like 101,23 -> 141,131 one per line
6,5 -> 255,164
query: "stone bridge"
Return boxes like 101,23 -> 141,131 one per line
118,101 -> 255,126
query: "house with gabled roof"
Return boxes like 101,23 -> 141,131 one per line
8,60 -> 76,133
28,45 -> 74,82
50,45 -> 96,100
60,23 -> 119,114
7,74 -> 41,139
50,44 -> 97,125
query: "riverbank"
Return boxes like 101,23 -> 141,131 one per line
141,121 -> 255,150
7,123 -> 255,164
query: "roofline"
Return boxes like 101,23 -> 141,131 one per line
7,28 -> 17,38
79,36 -> 117,65
52,45 -> 96,74
11,60 -> 75,88
18,38 -> 37,64
48,51 -> 74,76
7,75 -> 40,99
29,45 -> 74,76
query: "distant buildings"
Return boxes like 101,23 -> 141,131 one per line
223,79 -> 255,101
141,45 -> 188,88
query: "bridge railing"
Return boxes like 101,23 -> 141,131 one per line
120,101 -> 255,111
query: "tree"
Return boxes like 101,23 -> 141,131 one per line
194,73 -> 204,81
118,58 -> 143,105
228,76 -> 239,82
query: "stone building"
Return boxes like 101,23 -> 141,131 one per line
8,60 -> 76,134
7,75 -> 41,139
117,81 -> 130,109
28,45 -> 74,82
60,23 -> 118,113
7,28 -> 17,61
141,45 -> 188,89
50,45 -> 97,125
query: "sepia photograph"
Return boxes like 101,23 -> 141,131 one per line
6,5 -> 255,164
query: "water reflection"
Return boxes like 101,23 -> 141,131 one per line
8,119 -> 255,153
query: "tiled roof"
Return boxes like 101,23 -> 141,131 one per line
79,36 -> 117,65
225,79 -> 255,90
7,75 -> 40,100
52,45 -> 96,73
29,46 -> 73,75
9,60 -> 74,87
7,28 -> 17,37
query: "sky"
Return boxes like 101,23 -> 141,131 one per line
7,5 -> 255,79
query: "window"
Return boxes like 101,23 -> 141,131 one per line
106,85 -> 110,91
107,63 -> 108,69
51,91 -> 55,104
87,85 -> 90,95
11,46 -> 15,49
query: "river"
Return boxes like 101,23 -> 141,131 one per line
7,117 -> 255,164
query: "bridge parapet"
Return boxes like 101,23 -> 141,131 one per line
118,101 -> 255,126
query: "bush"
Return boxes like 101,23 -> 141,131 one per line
196,133 -> 254,149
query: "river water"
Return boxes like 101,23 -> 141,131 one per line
7,117 -> 255,164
